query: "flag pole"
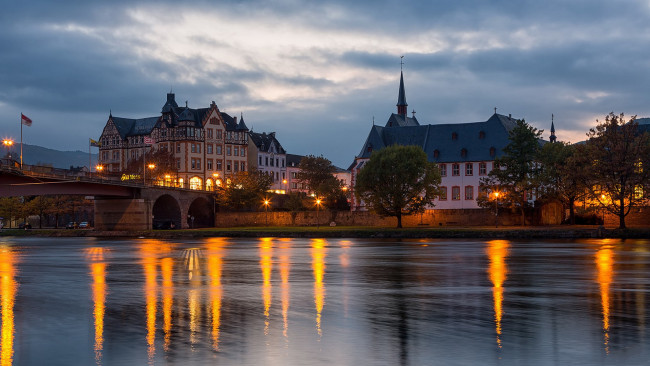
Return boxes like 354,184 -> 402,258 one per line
89,138 -> 92,178
20,113 -> 23,170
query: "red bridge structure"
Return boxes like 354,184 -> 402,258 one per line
0,165 -> 215,230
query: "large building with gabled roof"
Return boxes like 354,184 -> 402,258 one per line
98,92 -> 249,190
351,71 -> 526,210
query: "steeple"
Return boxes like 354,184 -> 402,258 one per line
550,114 -> 557,143
397,71 -> 408,116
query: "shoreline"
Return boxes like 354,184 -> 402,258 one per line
2,225 -> 649,239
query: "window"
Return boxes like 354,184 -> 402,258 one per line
490,147 -> 496,157
241,162 -> 246,171
265,157 -> 269,166
207,144 -> 213,154
234,161 -> 239,172
227,146 -> 231,156
217,130 -> 222,139
479,131 -> 485,139
452,186 -> 460,200
479,162 -> 487,175
452,132 -> 458,140
176,158 -> 180,169
439,187 -> 447,200
461,148 -> 467,158
452,164 -> 460,176
465,163 -> 473,176
282,158 -> 285,167
434,149 -> 440,158
234,147 -> 239,156
197,144 -> 201,153
291,172 -> 297,178
635,185 -> 644,199
292,183 -> 297,189
191,158 -> 196,169
216,146 -> 222,155
270,157 -> 274,167
207,129 -> 213,139
276,158 -> 279,167
259,156 -> 263,165
241,148 -> 246,157
217,161 -> 222,170
177,143 -> 181,153
207,160 -> 213,170
226,161 -> 231,171
465,186 -> 474,200
439,164 -> 447,177
191,143 -> 196,153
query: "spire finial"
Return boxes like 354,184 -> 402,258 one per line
400,55 -> 404,71
412,110 -> 416,117
372,116 -> 375,126
185,100 -> 188,108
397,62 -> 408,116
550,114 -> 557,143
494,107 -> 497,114
109,109 -> 112,117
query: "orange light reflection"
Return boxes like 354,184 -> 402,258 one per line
0,246 -> 17,366
205,238 -> 227,351
311,239 -> 327,337
596,245 -> 614,353
140,241 -> 160,364
160,257 -> 173,351
486,240 -> 509,349
86,247 -> 107,365
278,239 -> 292,340
260,238 -> 274,335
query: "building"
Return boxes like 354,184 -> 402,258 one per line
351,71 -> 550,210
98,93 -> 249,190
248,131 -> 288,192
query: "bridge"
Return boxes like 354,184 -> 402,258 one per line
0,165 -> 215,230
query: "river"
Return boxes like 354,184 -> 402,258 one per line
0,237 -> 648,365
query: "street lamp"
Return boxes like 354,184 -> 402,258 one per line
263,199 -> 270,226
2,139 -> 13,161
144,163 -> 155,186
315,198 -> 322,228
282,179 -> 287,194
95,165 -> 104,180
494,191 -> 500,228
601,194 -> 606,226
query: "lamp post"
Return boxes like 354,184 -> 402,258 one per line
263,199 -> 270,226
2,139 -> 14,163
494,191 -> 500,228
282,179 -> 287,194
601,194 -> 606,226
315,198 -> 322,228
95,165 -> 103,180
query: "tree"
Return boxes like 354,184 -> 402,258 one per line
355,145 -> 441,228
537,142 -> 587,224
215,170 -> 274,210
481,119 -> 543,225
576,113 -> 650,229
297,155 -> 343,202
0,197 -> 21,228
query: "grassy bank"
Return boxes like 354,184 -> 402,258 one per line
2,225 -> 650,239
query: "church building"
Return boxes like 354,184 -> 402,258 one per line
351,71 -> 554,210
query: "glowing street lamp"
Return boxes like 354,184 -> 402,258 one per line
263,199 -> 271,226
601,194 -> 606,225
315,198 -> 322,228
494,191 -> 500,228
2,139 -> 13,161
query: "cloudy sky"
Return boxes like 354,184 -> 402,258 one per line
2,0 -> 650,167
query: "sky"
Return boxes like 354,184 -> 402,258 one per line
2,0 -> 650,168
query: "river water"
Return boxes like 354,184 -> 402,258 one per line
0,237 -> 649,365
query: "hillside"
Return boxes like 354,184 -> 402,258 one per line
3,143 -> 98,169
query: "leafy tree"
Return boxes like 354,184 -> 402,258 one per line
0,197 -> 21,228
481,119 -> 542,225
576,113 -> 650,229
537,142 -> 587,224
355,145 -> 441,228
215,170 -> 273,210
297,155 -> 343,201
25,196 -> 54,228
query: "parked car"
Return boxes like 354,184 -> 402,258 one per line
66,222 -> 78,229
79,222 -> 89,228
18,222 -> 32,230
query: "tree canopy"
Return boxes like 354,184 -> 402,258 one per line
480,119 -> 542,225
355,145 -> 441,228
297,155 -> 344,205
215,170 -> 274,210
574,113 -> 650,229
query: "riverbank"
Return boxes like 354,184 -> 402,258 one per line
2,225 -> 650,239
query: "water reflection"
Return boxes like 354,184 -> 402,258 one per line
0,246 -> 17,366
486,240 -> 509,349
160,256 -> 173,351
205,238 -> 227,351
260,238 -> 274,335
278,239 -> 292,340
596,243 -> 614,353
86,247 -> 108,365
339,240 -> 351,317
311,239 -> 327,337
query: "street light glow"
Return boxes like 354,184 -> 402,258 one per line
95,165 -> 104,171
148,163 -> 156,169
2,139 -> 14,147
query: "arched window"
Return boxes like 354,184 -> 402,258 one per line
189,176 -> 202,190
178,178 -> 184,188
206,178 -> 214,191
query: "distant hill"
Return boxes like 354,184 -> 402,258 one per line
3,143 -> 98,169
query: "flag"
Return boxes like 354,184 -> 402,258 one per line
90,138 -> 101,147
144,136 -> 154,145
21,113 -> 32,126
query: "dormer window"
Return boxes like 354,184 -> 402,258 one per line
367,143 -> 373,153
490,147 -> 496,157
461,148 -> 467,158
433,149 -> 440,158
479,131 -> 485,139
452,132 -> 458,140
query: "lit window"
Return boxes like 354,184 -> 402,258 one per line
439,187 -> 447,200
635,185 -> 644,199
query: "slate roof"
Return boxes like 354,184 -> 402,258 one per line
385,113 -> 419,127
286,154 -> 305,167
111,116 -> 160,139
249,132 -> 286,154
358,113 -> 519,163
397,71 -> 407,107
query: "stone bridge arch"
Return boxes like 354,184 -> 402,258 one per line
152,194 -> 182,229
186,196 -> 214,228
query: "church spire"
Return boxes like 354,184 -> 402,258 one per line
397,59 -> 408,117
550,114 -> 557,143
